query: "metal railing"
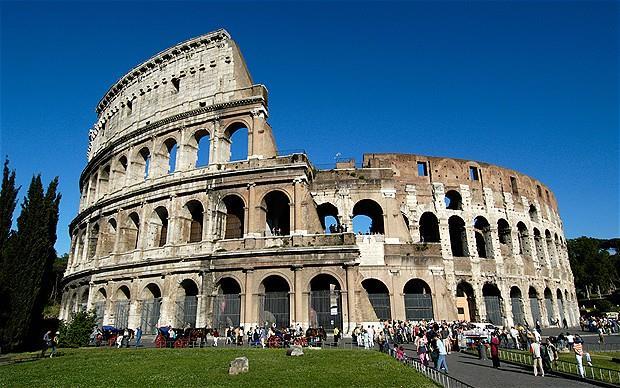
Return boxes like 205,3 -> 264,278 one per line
383,347 -> 475,388
498,348 -> 620,385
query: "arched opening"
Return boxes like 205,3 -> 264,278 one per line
213,277 -> 242,329
448,215 -> 468,257
529,204 -> 538,222
163,138 -> 178,174
545,230 -> 555,266
147,207 -> 168,248
177,279 -> 198,328
121,212 -> 140,252
529,286 -> 541,324
482,283 -> 503,325
533,228 -> 545,265
497,219 -> 512,255
419,212 -> 440,243
88,173 -> 98,204
136,147 -> 151,181
444,190 -> 463,210
100,218 -> 116,256
473,216 -> 492,258
87,223 -> 99,258
362,279 -> 391,320
309,274 -> 343,331
456,281 -> 477,322
517,222 -> 531,257
510,286 -> 525,325
194,129 -> 211,167
317,203 -> 341,233
224,122 -> 249,162
352,199 -> 384,234
140,283 -> 162,334
113,155 -> 128,189
544,287 -> 555,325
556,289 -> 565,325
114,286 -> 130,329
403,279 -> 433,321
262,191 -> 290,236
99,165 -> 110,197
94,288 -> 106,327
554,234 -> 562,264
79,289 -> 89,312
222,195 -> 245,239
259,275 -> 290,329
183,200 -> 204,243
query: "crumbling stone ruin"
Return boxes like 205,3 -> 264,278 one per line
60,30 -> 578,333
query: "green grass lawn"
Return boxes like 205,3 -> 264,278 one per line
0,347 -> 436,387
557,351 -> 620,371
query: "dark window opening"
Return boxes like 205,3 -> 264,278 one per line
171,78 -> 180,92
419,212 -> 440,243
448,215 -> 468,257
352,199 -> 384,234
469,166 -> 479,181
444,190 -> 463,210
510,176 -> 518,195
417,161 -> 428,177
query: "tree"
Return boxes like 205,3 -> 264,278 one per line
58,309 -> 97,348
568,237 -> 619,298
0,171 -> 60,352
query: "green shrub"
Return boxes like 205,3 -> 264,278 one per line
58,310 -> 97,348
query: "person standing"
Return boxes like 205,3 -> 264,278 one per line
41,330 -> 52,357
435,337 -> 449,374
49,331 -> 59,358
333,327 -> 340,346
574,337 -> 585,378
490,332 -> 501,368
135,327 -> 142,347
530,339 -> 544,377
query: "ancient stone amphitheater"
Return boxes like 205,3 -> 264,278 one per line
60,29 -> 578,333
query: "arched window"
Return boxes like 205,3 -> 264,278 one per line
114,156 -> 128,189
533,228 -> 545,265
87,223 -> 99,258
140,284 -> 162,334
456,281 -> 477,322
183,200 -> 204,243
482,283 -> 503,325
317,203 -> 340,233
403,279 -> 433,320
224,122 -> 249,162
448,216 -> 468,257
517,222 -> 531,257
100,218 -> 117,255
177,279 -> 198,328
262,191 -> 290,236
309,274 -> 343,331
444,190 -> 463,210
544,287 -> 555,325
529,286 -> 541,324
88,173 -> 98,203
497,219 -> 512,254
545,230 -> 555,266
213,277 -> 242,329
222,195 -> 245,239
419,212 -> 440,243
147,207 -> 168,248
361,279 -> 391,320
473,216 -> 492,258
194,129 -> 211,167
556,289 -> 565,325
529,204 -> 538,222
163,138 -> 178,174
99,165 -> 110,197
79,289 -> 89,312
136,147 -> 151,180
510,286 -> 525,325
259,275 -> 290,329
352,199 -> 384,234
121,212 -> 140,252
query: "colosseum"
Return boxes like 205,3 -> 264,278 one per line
60,29 -> 579,334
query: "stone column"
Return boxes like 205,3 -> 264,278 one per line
344,263 -> 358,333
292,266 -> 303,325
293,179 -> 304,234
243,269 -> 255,328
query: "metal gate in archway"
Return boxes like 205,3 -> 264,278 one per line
511,297 -> 525,325
213,294 -> 241,329
309,290 -> 342,331
530,298 -> 541,324
367,293 -> 391,320
114,301 -> 129,328
404,294 -> 434,321
260,292 -> 290,329
140,298 -> 161,334
484,296 -> 502,325
545,298 -> 555,325
94,301 -> 105,327
176,296 -> 198,328
557,299 -> 565,324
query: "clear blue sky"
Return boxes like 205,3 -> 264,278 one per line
1,1 -> 618,255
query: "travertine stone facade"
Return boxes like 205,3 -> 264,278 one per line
61,30 -> 578,333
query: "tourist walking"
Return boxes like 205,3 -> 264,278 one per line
574,336 -> 585,378
135,327 -> 142,347
435,337 -> 449,374
41,330 -> 53,357
49,331 -> 59,358
490,332 -> 501,368
530,339 -> 544,377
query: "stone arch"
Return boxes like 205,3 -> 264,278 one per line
260,190 -> 291,236
182,200 -> 204,243
444,190 -> 463,210
448,215 -> 468,257
529,204 -> 538,222
533,228 -> 545,265
352,199 -> 384,234
259,274 -> 291,329
140,283 -> 162,333
361,278 -> 391,320
510,286 -> 525,325
87,222 -> 100,258
419,212 -> 440,243
556,288 -> 566,325
403,279 -> 433,321
517,222 -> 531,258
146,206 -> 168,248
134,146 -> 151,181
113,155 -> 128,189
309,274 -> 343,330
456,281 -> 477,322
189,128 -> 211,167
79,288 -> 89,312
114,285 -> 131,329
100,218 -> 117,255
528,286 -> 541,324
161,137 -> 178,174
120,212 -> 140,252
317,202 -> 340,233
176,279 -> 199,328
220,194 -> 245,239
213,277 -> 242,329
497,218 -> 512,255
482,283 -> 503,325
99,165 -> 111,197
223,121 -> 250,162
473,216 -> 493,258
94,287 -> 107,326
545,229 -> 555,265
544,287 -> 555,325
